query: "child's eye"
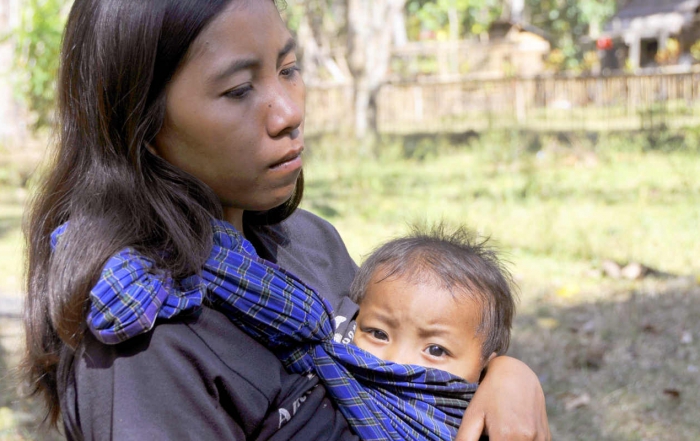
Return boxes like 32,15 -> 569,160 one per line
425,345 -> 449,357
368,329 -> 389,341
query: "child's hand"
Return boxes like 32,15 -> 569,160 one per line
455,356 -> 550,441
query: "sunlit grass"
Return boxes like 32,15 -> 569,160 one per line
302,131 -> 700,301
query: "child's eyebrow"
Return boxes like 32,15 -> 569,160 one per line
418,329 -> 447,338
365,311 -> 399,328
417,325 -> 458,339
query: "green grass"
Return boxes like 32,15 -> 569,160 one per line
375,102 -> 700,134
302,132 -> 700,289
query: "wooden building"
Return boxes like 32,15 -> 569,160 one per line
390,20 -> 551,80
602,0 -> 700,70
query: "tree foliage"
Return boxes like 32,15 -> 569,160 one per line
282,0 -> 350,83
11,0 -> 71,130
525,0 -> 617,71
404,0 -> 619,70
406,0 -> 504,40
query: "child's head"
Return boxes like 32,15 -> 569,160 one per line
350,224 -> 517,383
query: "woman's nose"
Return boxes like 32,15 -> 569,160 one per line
266,82 -> 304,138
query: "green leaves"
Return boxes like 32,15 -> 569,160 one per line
404,0 -> 619,72
527,0 -> 617,73
406,0 -> 503,39
10,0 -> 71,130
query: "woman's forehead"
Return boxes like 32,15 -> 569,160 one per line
186,0 -> 287,61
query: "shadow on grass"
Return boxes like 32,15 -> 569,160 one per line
511,279 -> 700,441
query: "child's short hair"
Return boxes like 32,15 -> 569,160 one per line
350,223 -> 517,359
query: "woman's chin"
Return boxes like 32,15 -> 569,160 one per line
250,187 -> 298,213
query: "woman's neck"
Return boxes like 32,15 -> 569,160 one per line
223,207 -> 245,234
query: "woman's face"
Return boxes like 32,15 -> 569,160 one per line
154,0 -> 305,230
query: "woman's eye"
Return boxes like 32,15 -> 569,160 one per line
224,85 -> 252,99
368,329 -> 389,341
426,345 -> 448,357
280,66 -> 301,78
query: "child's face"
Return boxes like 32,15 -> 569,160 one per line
353,271 -> 494,383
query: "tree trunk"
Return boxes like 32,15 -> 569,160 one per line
346,0 -> 406,141
297,1 -> 349,84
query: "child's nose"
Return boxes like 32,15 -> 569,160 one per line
384,345 -> 420,367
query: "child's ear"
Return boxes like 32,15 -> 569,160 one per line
478,353 -> 499,383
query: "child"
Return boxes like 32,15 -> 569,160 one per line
350,224 -> 517,384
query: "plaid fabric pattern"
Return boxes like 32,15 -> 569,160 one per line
51,220 -> 476,440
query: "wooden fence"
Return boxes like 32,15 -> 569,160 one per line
305,67 -> 700,135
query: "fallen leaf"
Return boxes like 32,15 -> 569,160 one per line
663,389 -> 681,399
621,262 -> 648,280
681,331 -> 693,344
584,346 -> 606,370
601,260 -> 621,279
642,324 -> 659,334
556,284 -> 580,299
537,317 -> 560,330
564,393 -> 591,411
580,319 -> 596,335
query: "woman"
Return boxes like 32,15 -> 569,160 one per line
22,0 -> 550,439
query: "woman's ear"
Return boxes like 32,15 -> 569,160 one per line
145,143 -> 159,156
486,352 -> 498,363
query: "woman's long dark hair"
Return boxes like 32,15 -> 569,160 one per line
22,0 -> 301,425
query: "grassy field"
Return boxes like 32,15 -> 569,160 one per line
303,130 -> 700,280
1,129 -> 699,440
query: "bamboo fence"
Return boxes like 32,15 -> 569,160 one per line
305,67 -> 700,135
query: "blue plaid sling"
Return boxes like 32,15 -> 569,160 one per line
52,219 -> 477,440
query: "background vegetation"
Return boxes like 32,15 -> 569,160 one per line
6,0 -> 67,130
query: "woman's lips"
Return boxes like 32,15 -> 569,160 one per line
270,147 -> 303,170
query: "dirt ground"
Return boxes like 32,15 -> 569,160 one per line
510,276 -> 700,441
